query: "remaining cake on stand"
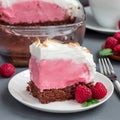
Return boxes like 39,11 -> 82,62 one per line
0,0 -> 85,67
27,38 -> 96,104
0,0 -> 83,25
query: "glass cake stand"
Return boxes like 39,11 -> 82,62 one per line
0,17 -> 86,67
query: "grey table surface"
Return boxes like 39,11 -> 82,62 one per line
0,29 -> 120,120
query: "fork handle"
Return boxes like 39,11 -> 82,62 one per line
113,80 -> 120,95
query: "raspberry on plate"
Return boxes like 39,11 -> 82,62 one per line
92,82 -> 107,99
0,63 -> 15,78
113,44 -> 120,56
105,37 -> 118,50
114,32 -> 120,42
75,85 -> 92,103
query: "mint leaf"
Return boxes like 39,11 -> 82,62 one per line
82,99 -> 99,107
99,48 -> 113,56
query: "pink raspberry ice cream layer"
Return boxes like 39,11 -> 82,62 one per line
29,57 -> 91,91
0,0 -> 67,24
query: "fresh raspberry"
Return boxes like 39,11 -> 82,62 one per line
0,63 -> 15,77
113,44 -> 120,56
75,85 -> 92,103
92,82 -> 107,99
0,67 -> 2,76
114,32 -> 120,42
104,37 -> 118,50
118,20 -> 120,30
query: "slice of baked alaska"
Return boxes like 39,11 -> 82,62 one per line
27,38 -> 96,104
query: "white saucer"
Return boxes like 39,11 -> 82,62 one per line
85,7 -> 120,34
8,70 -> 114,113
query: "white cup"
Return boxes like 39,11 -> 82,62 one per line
89,0 -> 120,29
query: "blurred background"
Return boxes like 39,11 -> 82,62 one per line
80,0 -> 88,6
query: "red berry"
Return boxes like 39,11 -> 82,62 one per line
92,82 -> 107,99
75,85 -> 92,103
118,21 -> 120,30
0,67 -> 2,75
105,37 -> 118,50
114,32 -> 120,42
0,63 -> 15,78
113,44 -> 120,56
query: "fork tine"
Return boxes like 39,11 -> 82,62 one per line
106,58 -> 115,74
99,58 -> 111,75
98,58 -> 104,74
99,58 -> 107,75
101,58 -> 108,75
104,58 -> 111,75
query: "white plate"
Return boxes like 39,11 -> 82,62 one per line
85,7 -> 120,34
8,70 -> 114,113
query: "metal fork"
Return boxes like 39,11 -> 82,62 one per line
99,57 -> 120,95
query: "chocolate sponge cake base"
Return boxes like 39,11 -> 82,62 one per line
27,81 -> 93,104
0,17 -> 76,26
